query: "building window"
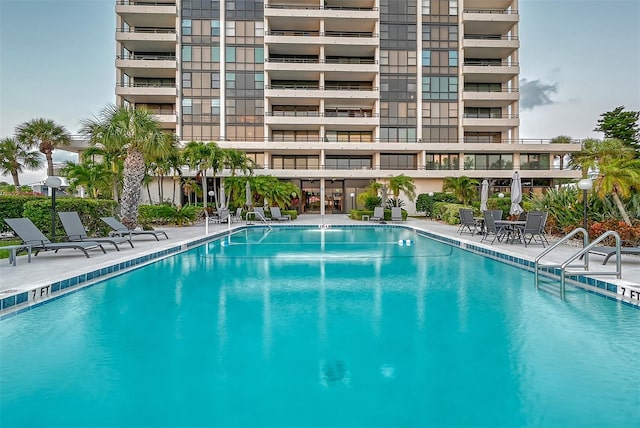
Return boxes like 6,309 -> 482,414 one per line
182,98 -> 192,115
521,154 -> 550,170
449,0 -> 458,15
380,154 -> 417,170
211,98 -> 220,115
226,47 -> 236,62
226,72 -> 236,89
449,26 -> 458,41
211,20 -> 220,36
254,47 -> 264,63
211,72 -> 220,89
464,107 -> 502,118
212,46 -> 220,62
422,0 -> 430,15
255,21 -> 264,37
325,156 -> 372,170
448,51 -> 458,66
422,50 -> 431,66
255,73 -> 264,89
423,76 -> 458,100
426,154 -> 459,170
182,46 -> 192,62
182,72 -> 191,88
182,19 -> 192,36
464,154 -> 513,170
226,21 -> 235,36
422,24 -> 430,41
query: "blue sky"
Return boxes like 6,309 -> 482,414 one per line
1,0 -> 639,183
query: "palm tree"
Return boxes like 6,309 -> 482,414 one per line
80,105 -> 173,228
0,137 -> 43,190
146,137 -> 179,203
388,174 -> 416,207
442,176 -> 480,205
225,149 -> 255,177
79,134 -> 127,202
60,160 -> 112,199
570,138 -> 640,225
182,141 -> 212,207
15,118 -> 71,177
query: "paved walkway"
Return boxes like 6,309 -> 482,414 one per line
1,214 -> 639,308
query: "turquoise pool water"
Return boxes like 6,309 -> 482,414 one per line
1,227 -> 638,427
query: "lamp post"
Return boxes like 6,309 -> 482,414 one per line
350,192 -> 355,210
208,190 -> 215,207
44,176 -> 62,240
577,178 -> 593,234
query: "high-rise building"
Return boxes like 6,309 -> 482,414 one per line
114,0 -> 580,213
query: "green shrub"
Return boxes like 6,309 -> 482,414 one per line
433,203 -> 473,225
0,195 -> 47,234
416,192 -> 457,217
363,195 -> 382,210
139,204 -> 202,226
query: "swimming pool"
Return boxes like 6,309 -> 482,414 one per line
1,226 -> 638,427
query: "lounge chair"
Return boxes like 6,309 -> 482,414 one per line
269,206 -> 290,221
458,208 -> 477,235
391,207 -> 403,222
588,245 -> 640,265
370,207 -> 384,222
58,212 -> 134,251
253,207 -> 271,222
4,218 -> 106,258
100,217 -> 169,241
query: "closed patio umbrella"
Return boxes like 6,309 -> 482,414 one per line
480,179 -> 489,212
510,171 -> 523,216
218,185 -> 226,210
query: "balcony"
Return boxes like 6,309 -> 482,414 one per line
463,34 -> 519,58
265,57 -> 377,74
116,1 -> 176,28
265,3 -> 378,19
265,83 -> 378,101
462,87 -> 519,107
462,113 -> 519,131
463,60 -> 519,83
115,82 -> 177,104
115,54 -> 177,78
265,30 -> 378,48
463,8 -> 518,35
116,28 -> 176,52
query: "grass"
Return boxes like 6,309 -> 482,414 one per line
0,239 -> 24,259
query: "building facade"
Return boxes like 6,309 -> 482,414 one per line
114,0 -> 580,213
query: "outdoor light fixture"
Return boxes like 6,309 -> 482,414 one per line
498,192 -> 505,198
44,176 -> 62,240
577,178 -> 593,234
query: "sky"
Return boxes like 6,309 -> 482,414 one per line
0,0 -> 639,185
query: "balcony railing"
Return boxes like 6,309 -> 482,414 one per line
266,30 -> 377,38
266,111 -> 377,117
464,34 -> 519,40
464,60 -> 518,66
463,87 -> 519,92
116,1 -> 176,5
266,85 -> 377,91
116,82 -> 176,88
265,4 -> 378,11
116,54 -> 176,61
463,113 -> 519,119
266,57 -> 377,64
116,28 -> 176,33
196,136 -> 583,144
463,8 -> 518,14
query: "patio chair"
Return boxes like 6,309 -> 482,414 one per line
253,207 -> 271,222
100,217 -> 169,241
458,208 -> 477,235
515,211 -> 546,247
491,210 -> 503,221
588,244 -> 640,265
269,206 -> 291,221
370,207 -> 384,222
480,211 -> 507,244
4,218 -> 106,258
391,207 -> 403,222
58,212 -> 134,251
232,207 -> 243,223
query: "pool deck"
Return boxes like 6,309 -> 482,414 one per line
1,214 -> 639,313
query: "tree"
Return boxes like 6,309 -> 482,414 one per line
594,106 -> 640,153
182,141 -> 212,207
60,160 -> 112,199
79,140 -> 126,202
569,138 -> 640,225
15,118 -> 71,177
442,176 -> 479,205
0,137 -> 43,190
388,174 -> 416,207
80,105 -> 173,228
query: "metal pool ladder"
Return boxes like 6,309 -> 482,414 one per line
534,228 -> 621,299
245,211 -> 272,230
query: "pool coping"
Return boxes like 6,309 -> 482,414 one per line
1,223 -> 638,319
